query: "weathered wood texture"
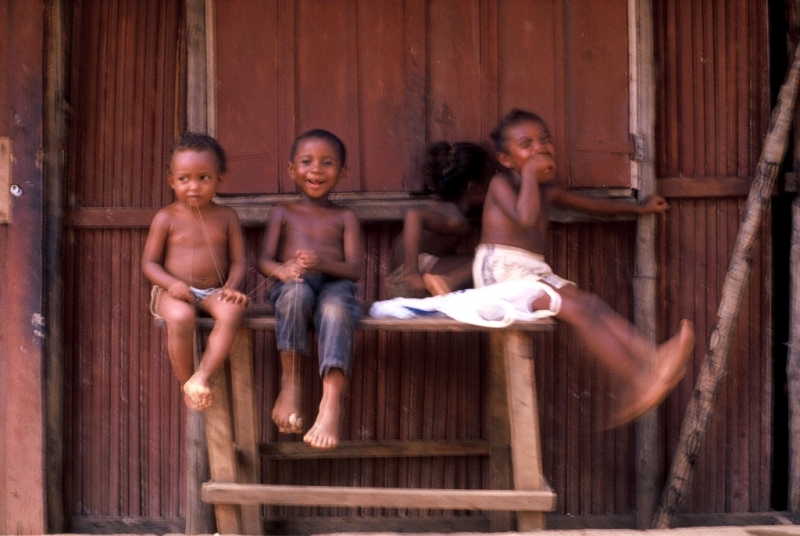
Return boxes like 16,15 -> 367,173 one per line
59,0 -> 773,528
0,0 -> 48,533
653,0 -> 773,516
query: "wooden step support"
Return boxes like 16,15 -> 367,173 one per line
190,314 -> 556,534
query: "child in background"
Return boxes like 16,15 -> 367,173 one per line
142,132 -> 249,412
386,141 -> 493,298
259,129 -> 364,449
478,108 -> 695,427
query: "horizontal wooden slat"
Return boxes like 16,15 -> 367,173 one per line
259,439 -> 490,459
192,315 -> 553,332
656,177 -> 753,198
202,483 -> 558,511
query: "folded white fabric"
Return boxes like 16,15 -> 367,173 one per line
369,280 -> 561,328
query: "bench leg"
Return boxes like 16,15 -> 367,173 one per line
228,328 -> 262,535
489,331 -> 514,532
503,331 -> 546,531
186,331 -> 215,534
203,337 -> 242,534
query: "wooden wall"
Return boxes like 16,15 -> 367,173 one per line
654,0 -> 773,513
0,0 -> 48,533
59,0 -> 774,530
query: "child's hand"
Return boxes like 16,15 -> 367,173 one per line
523,151 -> 556,184
296,249 -> 320,271
217,288 -> 250,308
274,259 -> 305,282
167,281 -> 195,303
639,194 -> 669,214
404,272 -> 428,298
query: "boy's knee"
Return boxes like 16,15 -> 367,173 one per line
163,304 -> 197,329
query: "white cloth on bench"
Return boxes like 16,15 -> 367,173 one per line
368,279 -> 561,328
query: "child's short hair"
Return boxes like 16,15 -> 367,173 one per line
169,132 -> 228,174
290,129 -> 347,166
490,108 -> 548,153
423,141 -> 494,201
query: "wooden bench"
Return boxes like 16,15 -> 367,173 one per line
167,193 -> 606,533
182,307 -> 556,534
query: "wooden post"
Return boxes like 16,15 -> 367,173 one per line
788,0 -> 800,514
629,0 -> 661,528
503,332 -> 545,531
653,38 -> 800,528
790,195 -> 800,512
44,0 -> 68,531
489,331 -> 514,532
184,1 -> 214,533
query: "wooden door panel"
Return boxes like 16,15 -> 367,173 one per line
214,0 -> 632,195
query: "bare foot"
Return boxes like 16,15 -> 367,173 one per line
608,320 -> 695,428
423,273 -> 452,296
303,402 -> 342,449
183,374 -> 213,411
272,377 -> 303,434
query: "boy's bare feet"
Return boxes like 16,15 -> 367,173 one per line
608,319 -> 695,429
272,378 -> 304,434
423,273 -> 452,296
303,401 -> 341,449
183,375 -> 213,411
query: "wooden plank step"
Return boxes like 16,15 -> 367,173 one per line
259,439 -> 490,459
202,483 -> 558,511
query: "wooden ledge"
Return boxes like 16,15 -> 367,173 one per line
202,482 -> 557,511
195,314 -> 553,332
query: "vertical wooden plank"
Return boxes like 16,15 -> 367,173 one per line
3,0 -> 47,532
358,0 -> 410,192
427,0 -> 482,141
503,331 -> 544,531
204,358 -> 241,534
214,0 -> 280,193
228,329 -> 262,535
488,331 -> 513,532
294,0 -> 360,191
403,0 -> 426,191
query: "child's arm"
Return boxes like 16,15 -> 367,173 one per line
486,155 -> 553,228
549,187 -> 669,216
217,210 -> 249,306
296,209 -> 364,282
141,210 -> 194,303
402,204 -> 470,290
258,206 -> 304,282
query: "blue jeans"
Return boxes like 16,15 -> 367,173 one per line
269,274 -> 361,376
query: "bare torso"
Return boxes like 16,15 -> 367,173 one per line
158,202 -> 235,288
479,173 -> 551,255
273,203 -> 350,264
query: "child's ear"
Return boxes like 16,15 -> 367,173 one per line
337,165 -> 348,182
287,161 -> 296,179
495,151 -> 513,169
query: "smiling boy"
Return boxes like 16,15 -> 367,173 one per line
259,129 -> 364,448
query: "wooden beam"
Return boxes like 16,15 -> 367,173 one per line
260,439 -> 490,459
202,483 -> 557,511
788,0 -> 800,512
629,0 -> 660,528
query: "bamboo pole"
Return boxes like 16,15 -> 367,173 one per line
652,39 -> 800,528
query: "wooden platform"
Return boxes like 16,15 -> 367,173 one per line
188,313 -> 556,534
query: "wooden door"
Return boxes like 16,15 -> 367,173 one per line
213,0 -> 633,195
